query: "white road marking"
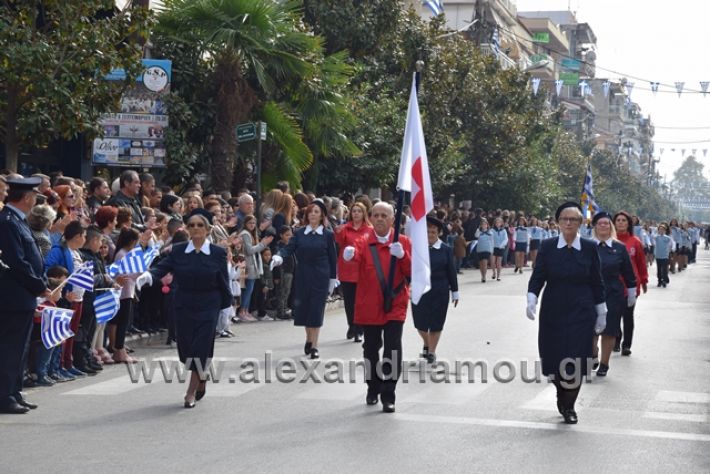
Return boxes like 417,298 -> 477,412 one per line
395,413 -> 710,443
61,376 -> 145,396
644,412 -> 708,423
655,391 -> 710,404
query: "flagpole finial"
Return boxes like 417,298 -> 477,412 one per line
415,60 -> 425,72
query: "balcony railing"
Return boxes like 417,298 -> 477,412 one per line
479,43 -> 517,70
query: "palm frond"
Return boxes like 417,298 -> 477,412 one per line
261,101 -> 313,172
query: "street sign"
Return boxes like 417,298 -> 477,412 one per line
259,121 -> 267,141
236,122 -> 256,143
533,32 -> 550,43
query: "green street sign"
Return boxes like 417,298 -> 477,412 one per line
236,122 -> 256,143
559,71 -> 579,86
533,32 -> 550,43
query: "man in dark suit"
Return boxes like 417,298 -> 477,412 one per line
0,176 -> 49,414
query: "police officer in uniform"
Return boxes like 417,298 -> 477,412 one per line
0,176 -> 49,414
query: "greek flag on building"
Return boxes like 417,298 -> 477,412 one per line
94,289 -> 121,324
66,261 -> 94,291
41,307 -> 75,349
423,0 -> 444,16
580,164 -> 600,219
108,246 -> 147,277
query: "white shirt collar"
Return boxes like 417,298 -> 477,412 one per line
557,234 -> 581,251
185,240 -> 211,255
593,237 -> 614,247
304,225 -> 324,235
431,239 -> 443,249
375,229 -> 392,244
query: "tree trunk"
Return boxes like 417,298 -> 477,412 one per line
210,53 -> 257,192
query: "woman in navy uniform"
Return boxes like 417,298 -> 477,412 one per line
412,217 -> 459,364
590,212 -> 636,376
137,209 -> 232,408
526,202 -> 606,424
0,177 -> 48,414
270,200 -> 337,359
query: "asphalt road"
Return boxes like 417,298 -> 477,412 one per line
2,249 -> 709,474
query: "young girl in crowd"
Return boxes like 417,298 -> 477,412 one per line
527,217 -> 543,269
654,224 -> 672,288
491,217 -> 508,281
475,218 -> 494,283
238,215 -> 273,321
513,216 -> 529,274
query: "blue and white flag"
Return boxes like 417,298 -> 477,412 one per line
602,80 -> 611,98
675,81 -> 684,97
423,0 -> 444,16
143,245 -> 160,268
491,27 -> 500,57
580,164 -> 600,220
41,307 -> 75,349
66,261 -> 94,291
108,246 -> 147,277
650,81 -> 660,94
555,79 -> 564,96
700,81 -> 709,97
94,289 -> 121,324
531,77 -> 541,95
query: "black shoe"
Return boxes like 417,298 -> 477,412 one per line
426,353 -> 436,364
310,348 -> 319,359
88,361 -> 103,371
557,401 -> 564,415
596,363 -> 609,376
346,329 -> 354,340
622,348 -> 632,356
0,402 -> 30,414
657,282 -> 662,287
366,394 -> 378,406
420,346 -> 429,358
353,334 -> 362,343
592,358 -> 600,370
612,343 -> 621,353
382,402 -> 395,413
184,399 -> 196,409
15,397 -> 37,410
562,409 -> 578,424
304,342 -> 312,355
35,375 -> 55,387
195,382 -> 206,401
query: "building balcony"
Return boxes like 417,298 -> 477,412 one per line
479,43 -> 517,70
526,53 -> 555,79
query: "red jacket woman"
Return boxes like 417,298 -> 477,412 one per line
616,229 -> 648,294
335,220 -> 373,282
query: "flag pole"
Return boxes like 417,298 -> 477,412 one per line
387,61 -> 424,301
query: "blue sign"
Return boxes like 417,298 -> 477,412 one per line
105,59 -> 172,89
561,58 -> 581,71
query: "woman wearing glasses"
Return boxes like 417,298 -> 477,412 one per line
526,202 -> 606,424
137,208 -> 232,408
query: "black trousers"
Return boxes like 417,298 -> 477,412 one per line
0,311 -> 33,405
341,282 -> 362,336
110,299 -> 133,349
656,258 -> 669,284
362,321 -> 403,404
618,304 -> 636,349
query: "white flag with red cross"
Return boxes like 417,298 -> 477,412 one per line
397,73 -> 434,304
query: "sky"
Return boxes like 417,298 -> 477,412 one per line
516,0 -> 710,180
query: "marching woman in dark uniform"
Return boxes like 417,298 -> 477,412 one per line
137,209 -> 232,408
590,212 -> 636,376
526,202 -> 606,424
270,200 -> 337,359
412,217 -> 459,364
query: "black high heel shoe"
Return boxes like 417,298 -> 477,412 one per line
310,348 -> 319,359
353,334 -> 362,343
304,341 -> 312,355
184,398 -> 196,409
195,381 -> 207,401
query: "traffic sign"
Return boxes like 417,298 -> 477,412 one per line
259,121 -> 267,141
236,123 -> 256,143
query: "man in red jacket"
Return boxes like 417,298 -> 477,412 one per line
343,202 -> 411,413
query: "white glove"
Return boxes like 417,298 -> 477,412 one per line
594,302 -> 608,334
136,271 -> 153,289
451,291 -> 459,307
526,292 -> 537,321
270,255 -> 283,271
626,287 -> 637,307
328,278 -> 340,294
343,246 -> 355,261
390,242 -> 404,259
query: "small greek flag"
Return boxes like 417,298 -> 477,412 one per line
41,307 -> 75,349
67,261 -> 94,291
143,245 -> 160,268
94,289 -> 121,324
491,27 -> 500,57
108,246 -> 147,277
423,0 -> 444,15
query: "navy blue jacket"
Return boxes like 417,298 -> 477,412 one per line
0,206 -> 47,311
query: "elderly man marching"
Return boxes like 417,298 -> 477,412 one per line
343,202 -> 411,413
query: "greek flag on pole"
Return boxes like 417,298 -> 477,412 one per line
94,289 -> 121,324
108,246 -> 147,277
580,164 -> 600,220
423,0 -> 444,15
41,307 -> 75,349
491,27 -> 500,57
66,261 -> 94,291
143,245 -> 160,268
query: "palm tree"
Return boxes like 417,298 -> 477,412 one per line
157,0 -> 321,191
